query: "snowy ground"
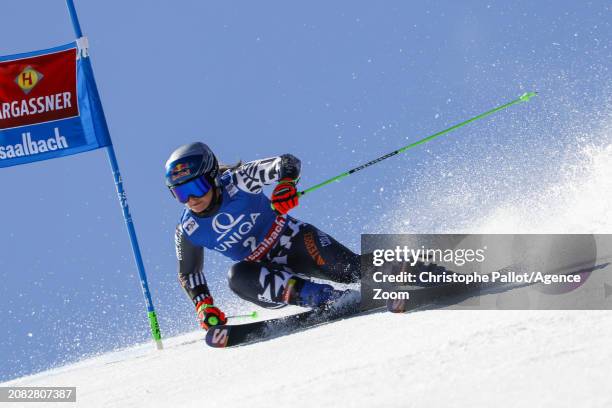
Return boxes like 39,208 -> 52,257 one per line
3,302 -> 612,407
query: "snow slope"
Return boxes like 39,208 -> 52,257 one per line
3,123 -> 611,408
2,307 -> 612,407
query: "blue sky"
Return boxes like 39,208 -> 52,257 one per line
0,1 -> 609,381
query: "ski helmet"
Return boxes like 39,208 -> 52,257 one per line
165,142 -> 219,201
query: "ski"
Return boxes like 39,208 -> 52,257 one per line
385,275 -> 486,313
386,269 -> 520,313
206,270 -> 518,348
206,302 -> 379,348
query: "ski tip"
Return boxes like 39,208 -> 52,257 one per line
205,326 -> 230,348
519,91 -> 538,102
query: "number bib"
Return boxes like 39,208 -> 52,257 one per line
179,172 -> 285,261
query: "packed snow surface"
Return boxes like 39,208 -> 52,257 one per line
3,307 -> 612,407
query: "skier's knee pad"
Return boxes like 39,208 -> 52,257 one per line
227,261 -> 288,309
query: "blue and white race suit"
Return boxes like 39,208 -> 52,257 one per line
174,154 -> 361,307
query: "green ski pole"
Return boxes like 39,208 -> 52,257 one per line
299,92 -> 537,197
227,311 -> 258,320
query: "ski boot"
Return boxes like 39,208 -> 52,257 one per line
283,278 -> 359,310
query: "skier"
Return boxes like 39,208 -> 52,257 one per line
166,142 -> 361,331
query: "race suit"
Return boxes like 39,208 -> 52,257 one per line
174,154 -> 360,308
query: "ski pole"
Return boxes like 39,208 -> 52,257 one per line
227,311 -> 258,320
299,92 -> 537,197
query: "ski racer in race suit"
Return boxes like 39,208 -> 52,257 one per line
166,142 -> 360,331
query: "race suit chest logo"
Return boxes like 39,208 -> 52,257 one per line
213,212 -> 261,253
182,217 -> 199,236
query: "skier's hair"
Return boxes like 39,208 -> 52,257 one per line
219,160 -> 243,174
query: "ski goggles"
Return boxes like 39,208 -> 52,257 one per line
169,175 -> 212,203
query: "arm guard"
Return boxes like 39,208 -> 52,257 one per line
175,225 -> 211,305
231,153 -> 301,194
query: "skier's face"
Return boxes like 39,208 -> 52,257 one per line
186,188 -> 214,213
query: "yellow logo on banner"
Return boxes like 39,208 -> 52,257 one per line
14,66 -> 44,95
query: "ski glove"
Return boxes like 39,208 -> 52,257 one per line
271,178 -> 299,215
196,296 -> 227,331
